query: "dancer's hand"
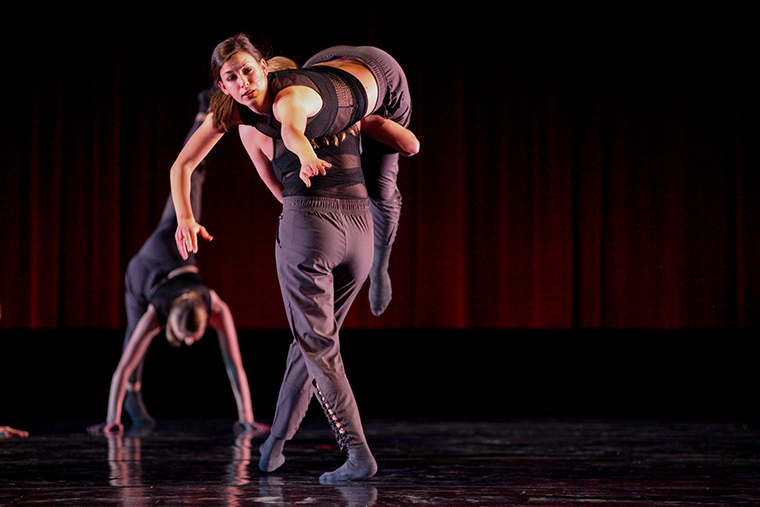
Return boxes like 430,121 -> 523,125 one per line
175,217 -> 213,259
0,426 -> 28,438
87,422 -> 124,435
299,157 -> 331,188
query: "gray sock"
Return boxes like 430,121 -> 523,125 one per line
369,245 -> 393,316
319,443 -> 378,483
258,435 -> 286,473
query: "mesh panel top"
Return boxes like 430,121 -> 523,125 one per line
271,125 -> 367,199
238,67 -> 368,140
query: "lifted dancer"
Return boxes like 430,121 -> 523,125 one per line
304,45 -> 414,315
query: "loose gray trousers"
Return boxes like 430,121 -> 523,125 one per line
271,197 -> 373,449
304,46 -> 412,249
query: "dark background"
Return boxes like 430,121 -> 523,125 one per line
1,11 -> 757,425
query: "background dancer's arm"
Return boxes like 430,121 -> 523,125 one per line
88,308 -> 161,434
209,291 -> 255,430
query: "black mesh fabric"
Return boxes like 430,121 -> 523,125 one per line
272,125 -> 367,199
240,67 -> 368,141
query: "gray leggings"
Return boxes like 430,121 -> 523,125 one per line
305,46 -> 412,248
272,197 -> 373,448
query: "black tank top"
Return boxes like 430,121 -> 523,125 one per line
238,66 -> 368,140
271,126 -> 366,199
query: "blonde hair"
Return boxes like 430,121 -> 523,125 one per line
267,56 -> 298,72
209,33 -> 298,131
166,292 -> 208,347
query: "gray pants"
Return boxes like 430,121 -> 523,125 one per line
305,46 -> 412,248
272,197 -> 373,449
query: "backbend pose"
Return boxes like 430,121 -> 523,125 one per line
171,34 -> 418,316
170,34 -> 418,482
88,93 -> 268,436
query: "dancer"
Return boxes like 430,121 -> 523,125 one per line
248,119 -> 378,481
88,92 -> 268,436
251,122 -> 378,482
304,45 -> 414,315
170,35 -> 419,481
171,34 -> 418,316
120,89 -> 212,427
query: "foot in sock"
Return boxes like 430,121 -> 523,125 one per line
319,444 -> 378,483
124,391 -> 156,426
369,245 -> 393,316
259,435 -> 286,473
369,270 -> 392,316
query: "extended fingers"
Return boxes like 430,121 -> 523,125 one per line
175,229 -> 193,259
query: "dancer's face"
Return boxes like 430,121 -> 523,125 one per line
218,52 -> 269,113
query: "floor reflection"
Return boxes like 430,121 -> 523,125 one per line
1,418 -> 760,506
95,424 -> 380,506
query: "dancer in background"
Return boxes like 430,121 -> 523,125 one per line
88,91 -> 268,436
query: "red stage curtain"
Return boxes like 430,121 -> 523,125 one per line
2,24 -> 757,330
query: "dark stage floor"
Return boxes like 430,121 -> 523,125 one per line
2,328 -> 759,504
2,417 -> 760,506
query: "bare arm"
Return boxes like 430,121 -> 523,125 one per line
361,115 -> 420,157
88,307 -> 161,434
208,291 -> 254,426
272,87 -> 332,187
239,125 -> 284,203
171,114 -> 226,258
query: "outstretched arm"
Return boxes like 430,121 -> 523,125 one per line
171,114 -> 226,259
88,307 -> 161,435
272,87 -> 332,188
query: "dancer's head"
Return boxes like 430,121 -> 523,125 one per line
209,33 -> 297,131
166,291 -> 208,347
211,33 -> 266,81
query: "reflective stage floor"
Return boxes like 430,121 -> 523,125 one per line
3,329 -> 760,505
2,417 -> 760,506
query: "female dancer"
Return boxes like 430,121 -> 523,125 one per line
170,35 -> 418,481
88,93 -> 268,436
171,34 -> 418,316
304,45 -> 414,316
